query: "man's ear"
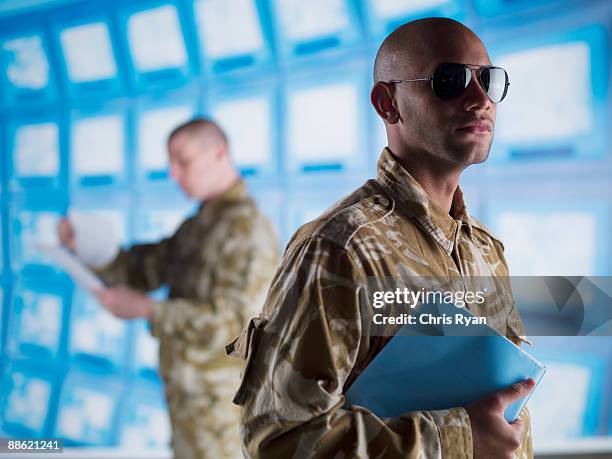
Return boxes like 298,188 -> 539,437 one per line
371,82 -> 401,124
214,142 -> 228,160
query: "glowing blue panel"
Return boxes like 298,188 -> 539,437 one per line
286,77 -> 366,173
211,95 -> 272,172
55,371 -> 122,444
272,0 -> 360,57
134,205 -> 192,242
2,34 -> 49,90
12,209 -> 62,269
195,0 -> 264,59
138,104 -> 195,178
69,291 -> 129,366
275,0 -> 348,42
490,26 -> 608,160
474,0 -> 561,17
528,345 -> 605,438
132,319 -> 159,374
71,114 -> 125,182
249,189 -> 284,247
498,43 -> 591,143
127,5 -> 188,73
372,0 -> 448,17
366,0 -> 464,40
60,22 -> 117,83
2,369 -> 53,434
119,380 -> 170,448
9,285 -> 65,358
12,122 -> 59,179
487,202 -> 608,276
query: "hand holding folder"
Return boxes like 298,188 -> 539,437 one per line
345,301 -> 546,423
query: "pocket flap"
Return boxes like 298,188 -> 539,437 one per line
226,316 -> 268,405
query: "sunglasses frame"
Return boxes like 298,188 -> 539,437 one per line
386,62 -> 510,103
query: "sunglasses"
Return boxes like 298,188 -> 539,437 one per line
387,62 -> 510,103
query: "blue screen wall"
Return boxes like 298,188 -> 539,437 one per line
1,0 -> 611,452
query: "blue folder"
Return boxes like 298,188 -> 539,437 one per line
345,302 -> 546,422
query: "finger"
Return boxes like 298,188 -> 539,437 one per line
509,418 -> 524,433
496,379 -> 535,408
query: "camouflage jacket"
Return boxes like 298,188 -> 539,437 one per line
96,179 -> 279,386
229,148 -> 532,459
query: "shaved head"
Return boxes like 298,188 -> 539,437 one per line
371,17 -> 497,175
167,117 -> 238,201
374,18 -> 489,83
168,118 -> 228,150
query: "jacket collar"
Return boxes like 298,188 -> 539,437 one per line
375,147 -> 473,254
197,178 -> 248,219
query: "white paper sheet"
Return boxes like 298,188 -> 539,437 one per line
39,245 -> 104,291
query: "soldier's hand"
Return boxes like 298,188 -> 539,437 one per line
465,378 -> 535,459
94,285 -> 154,320
58,218 -> 76,251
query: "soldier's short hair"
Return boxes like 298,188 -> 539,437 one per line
168,117 -> 228,146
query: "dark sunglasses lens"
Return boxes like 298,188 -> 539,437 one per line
432,63 -> 470,100
480,67 -> 509,103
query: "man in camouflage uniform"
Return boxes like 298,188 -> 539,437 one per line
229,19 -> 534,459
59,119 -> 279,459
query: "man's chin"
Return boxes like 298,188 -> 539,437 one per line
450,140 -> 492,165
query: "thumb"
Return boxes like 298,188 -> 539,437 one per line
496,379 -> 535,408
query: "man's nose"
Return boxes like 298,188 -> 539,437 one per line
462,70 -> 492,112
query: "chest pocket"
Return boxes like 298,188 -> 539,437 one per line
225,316 -> 268,406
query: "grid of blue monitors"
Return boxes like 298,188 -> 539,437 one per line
70,104 -> 127,187
136,100 -> 197,180
55,368 -> 124,445
1,361 -> 58,436
285,71 -> 368,174
7,116 -> 65,190
120,2 -> 193,90
528,339 -> 607,438
119,378 -> 170,448
7,278 -> 69,360
486,201 -> 609,276
69,289 -> 130,369
364,0 -> 465,41
0,31 -> 57,106
490,25 -> 609,161
271,0 -> 361,59
193,0 -> 271,75
208,83 -> 276,177
54,16 -> 124,99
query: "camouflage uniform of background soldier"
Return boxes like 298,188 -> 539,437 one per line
96,180 -> 278,459
228,149 -> 533,459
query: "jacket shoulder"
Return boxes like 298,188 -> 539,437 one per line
293,188 -> 394,250
469,217 -> 505,251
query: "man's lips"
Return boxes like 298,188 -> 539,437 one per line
456,121 -> 492,134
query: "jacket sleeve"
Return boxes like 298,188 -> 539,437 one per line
94,238 -> 172,292
235,236 -> 474,459
149,217 -> 278,348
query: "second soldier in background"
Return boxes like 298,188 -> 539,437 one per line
59,118 -> 279,459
